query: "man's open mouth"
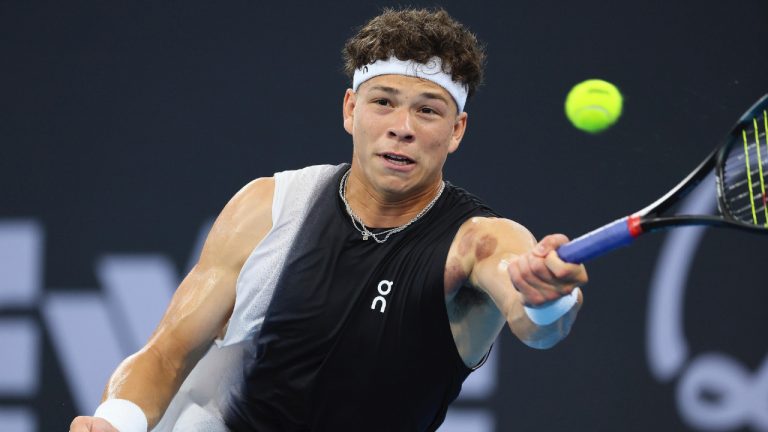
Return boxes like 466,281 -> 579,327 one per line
381,153 -> 415,165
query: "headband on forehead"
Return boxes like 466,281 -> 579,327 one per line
352,57 -> 468,113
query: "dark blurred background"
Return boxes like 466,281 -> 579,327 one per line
1,1 -> 767,431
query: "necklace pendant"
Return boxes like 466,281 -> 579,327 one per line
340,169 -> 444,245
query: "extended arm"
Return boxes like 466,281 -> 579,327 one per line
70,177 -> 274,431
462,217 -> 587,349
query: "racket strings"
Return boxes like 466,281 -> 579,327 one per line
721,109 -> 768,226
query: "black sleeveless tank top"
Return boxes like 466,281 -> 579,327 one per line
224,165 -> 496,431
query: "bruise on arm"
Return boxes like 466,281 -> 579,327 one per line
463,218 -> 537,315
445,224 -> 499,286
445,226 -> 499,318
474,233 -> 498,262
445,220 -> 503,312
446,224 -> 496,296
444,255 -> 467,299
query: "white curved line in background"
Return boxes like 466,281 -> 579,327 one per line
646,174 -> 716,381
677,353 -> 751,430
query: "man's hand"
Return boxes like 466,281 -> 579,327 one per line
70,416 -> 119,432
506,234 -> 588,306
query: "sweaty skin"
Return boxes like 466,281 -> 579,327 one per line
70,178 -> 275,432
70,74 -> 587,432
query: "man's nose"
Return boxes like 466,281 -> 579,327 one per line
387,109 -> 415,142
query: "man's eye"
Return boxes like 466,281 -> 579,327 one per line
420,107 -> 437,114
374,99 -> 390,106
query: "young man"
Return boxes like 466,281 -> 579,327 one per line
71,8 -> 587,432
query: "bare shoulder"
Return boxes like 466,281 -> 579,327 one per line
198,177 -> 275,271
156,176 -> 275,343
445,216 -> 535,297
451,217 -> 536,266
462,216 -> 535,247
222,177 -> 275,220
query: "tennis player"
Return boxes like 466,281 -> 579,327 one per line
70,8 -> 587,432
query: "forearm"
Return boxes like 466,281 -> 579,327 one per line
102,344 -> 197,428
506,289 -> 582,349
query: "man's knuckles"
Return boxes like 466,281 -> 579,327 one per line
527,256 -> 551,280
538,234 -> 569,249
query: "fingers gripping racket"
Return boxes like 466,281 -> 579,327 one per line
557,94 -> 768,264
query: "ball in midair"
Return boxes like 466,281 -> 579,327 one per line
564,79 -> 623,133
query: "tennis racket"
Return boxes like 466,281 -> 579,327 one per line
557,93 -> 768,264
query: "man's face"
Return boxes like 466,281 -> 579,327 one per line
343,74 -> 468,198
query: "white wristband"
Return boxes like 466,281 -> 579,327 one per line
524,287 -> 580,326
93,399 -> 148,432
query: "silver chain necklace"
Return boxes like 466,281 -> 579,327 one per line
339,169 -> 445,243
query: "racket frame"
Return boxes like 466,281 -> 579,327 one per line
556,94 -> 768,264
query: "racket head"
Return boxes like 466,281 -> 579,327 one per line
557,94 -> 768,264
716,94 -> 768,232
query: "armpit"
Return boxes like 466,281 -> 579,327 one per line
447,284 -> 492,322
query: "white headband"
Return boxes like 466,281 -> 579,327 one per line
352,57 -> 468,113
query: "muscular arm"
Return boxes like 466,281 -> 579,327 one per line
71,177 -> 274,431
451,217 -> 587,352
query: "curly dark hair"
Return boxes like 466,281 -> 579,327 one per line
342,8 -> 486,98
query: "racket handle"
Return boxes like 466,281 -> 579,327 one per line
556,216 -> 639,263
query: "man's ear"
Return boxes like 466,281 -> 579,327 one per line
343,89 -> 356,135
448,111 -> 468,153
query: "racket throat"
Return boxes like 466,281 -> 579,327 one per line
628,214 -> 644,237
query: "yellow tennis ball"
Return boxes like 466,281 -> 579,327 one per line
565,79 -> 623,133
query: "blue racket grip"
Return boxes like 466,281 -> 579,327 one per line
556,216 -> 638,264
